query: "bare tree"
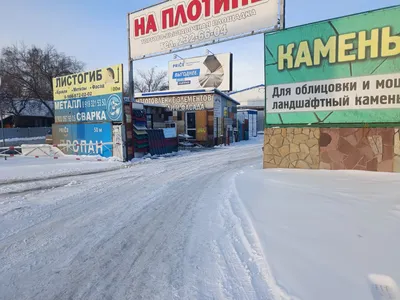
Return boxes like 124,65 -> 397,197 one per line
0,85 -> 12,122
0,74 -> 27,118
133,67 -> 168,93
0,44 -> 84,117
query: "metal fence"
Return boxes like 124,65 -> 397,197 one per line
0,127 -> 51,139
257,111 -> 265,132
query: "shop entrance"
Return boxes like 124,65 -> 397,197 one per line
185,111 -> 196,139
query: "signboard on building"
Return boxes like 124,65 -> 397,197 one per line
214,94 -> 222,117
52,123 -> 113,157
128,0 -> 282,60
53,64 -> 124,123
138,93 -> 214,111
168,53 -> 233,91
265,6 -> 400,126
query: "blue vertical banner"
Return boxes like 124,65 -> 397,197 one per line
52,123 -> 113,157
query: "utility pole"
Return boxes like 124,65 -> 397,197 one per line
0,76 -> 6,147
0,76 -> 7,160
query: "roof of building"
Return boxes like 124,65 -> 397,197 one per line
238,109 -> 259,112
228,84 -> 265,95
135,88 -> 240,105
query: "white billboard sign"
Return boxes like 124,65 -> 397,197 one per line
128,0 -> 281,60
266,73 -> 400,113
169,53 -> 232,91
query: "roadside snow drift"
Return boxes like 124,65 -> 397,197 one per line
236,168 -> 400,300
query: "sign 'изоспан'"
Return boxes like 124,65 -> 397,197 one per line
265,6 -> 400,126
128,0 -> 281,60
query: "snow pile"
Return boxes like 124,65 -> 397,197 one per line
235,168 -> 400,300
214,135 -> 264,149
4,136 -> 45,142
0,156 -> 124,184
129,150 -> 191,164
368,274 -> 400,300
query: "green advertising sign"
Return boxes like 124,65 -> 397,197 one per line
265,6 -> 400,127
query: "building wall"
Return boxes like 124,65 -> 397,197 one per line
263,127 -> 400,172
229,86 -> 264,107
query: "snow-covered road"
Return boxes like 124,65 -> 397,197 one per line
1,137 -> 400,300
0,139 -> 287,300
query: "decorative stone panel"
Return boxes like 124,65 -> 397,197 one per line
263,128 -> 320,169
264,127 -> 398,172
319,128 -> 394,172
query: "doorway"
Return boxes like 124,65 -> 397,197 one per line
185,111 -> 196,139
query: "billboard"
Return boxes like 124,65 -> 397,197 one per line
53,64 -> 124,123
168,53 -> 233,91
137,93 -> 214,111
265,6 -> 400,126
128,0 -> 281,60
52,123 -> 113,157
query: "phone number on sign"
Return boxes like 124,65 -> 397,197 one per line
160,25 -> 228,50
64,92 -> 93,100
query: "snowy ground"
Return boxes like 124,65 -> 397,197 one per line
3,136 -> 45,142
1,136 -> 46,147
1,137 -> 399,300
236,169 -> 400,300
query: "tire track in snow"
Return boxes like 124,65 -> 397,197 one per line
231,172 -> 297,300
0,139 -> 289,300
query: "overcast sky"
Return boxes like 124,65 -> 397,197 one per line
0,0 -> 398,91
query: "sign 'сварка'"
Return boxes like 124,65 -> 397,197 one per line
128,0 -> 281,60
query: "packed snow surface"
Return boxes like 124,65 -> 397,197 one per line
3,136 -> 45,142
1,136 -> 399,300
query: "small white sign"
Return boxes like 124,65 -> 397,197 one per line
214,95 -> 223,118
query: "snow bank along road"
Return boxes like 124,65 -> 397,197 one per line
0,139 -> 289,300
2,138 -> 400,300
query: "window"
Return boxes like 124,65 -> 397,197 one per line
177,111 -> 183,121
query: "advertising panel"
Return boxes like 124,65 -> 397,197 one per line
214,94 -> 223,117
52,123 -> 113,157
169,53 -> 232,91
128,0 -> 281,60
138,93 -> 214,111
264,6 -> 400,126
53,64 -> 124,123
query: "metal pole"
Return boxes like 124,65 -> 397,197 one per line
280,0 -> 286,30
0,76 -> 6,147
129,60 -> 134,100
0,77 -> 7,160
127,13 -> 135,101
0,109 -> 5,147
